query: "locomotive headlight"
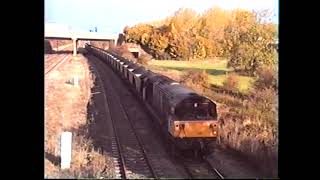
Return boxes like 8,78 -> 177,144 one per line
209,123 -> 217,129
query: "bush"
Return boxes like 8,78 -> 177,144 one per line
217,86 -> 278,176
157,52 -> 172,60
180,70 -> 209,93
255,66 -> 277,89
245,87 -> 278,129
222,73 -> 239,91
110,45 -> 136,61
137,54 -> 152,65
122,51 -> 136,61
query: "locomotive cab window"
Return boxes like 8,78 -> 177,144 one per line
175,101 -> 217,120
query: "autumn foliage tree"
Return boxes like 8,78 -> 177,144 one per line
225,10 -> 277,75
123,7 -> 277,75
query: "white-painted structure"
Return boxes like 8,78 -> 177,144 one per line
60,132 -> 72,169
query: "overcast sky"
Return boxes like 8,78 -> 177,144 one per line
45,0 -> 278,34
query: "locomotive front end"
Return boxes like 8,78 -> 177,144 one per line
172,120 -> 219,138
169,97 -> 218,138
168,96 -> 219,152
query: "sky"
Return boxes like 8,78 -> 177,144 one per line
45,0 -> 278,34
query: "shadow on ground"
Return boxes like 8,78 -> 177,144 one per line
45,152 -> 61,166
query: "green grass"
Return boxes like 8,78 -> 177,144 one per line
147,59 -> 255,92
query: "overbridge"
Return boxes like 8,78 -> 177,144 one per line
45,30 -> 118,56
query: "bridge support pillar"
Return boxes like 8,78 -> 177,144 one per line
114,37 -> 118,46
73,38 -> 78,56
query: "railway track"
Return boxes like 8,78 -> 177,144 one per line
95,55 -> 189,179
89,55 -> 158,179
45,54 -> 70,75
86,59 -> 125,179
45,54 -> 61,69
179,156 -> 224,179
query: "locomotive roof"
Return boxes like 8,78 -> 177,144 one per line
155,77 -> 213,106
141,72 -> 208,105
169,87 -> 213,107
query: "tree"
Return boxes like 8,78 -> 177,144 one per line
225,10 -> 276,75
197,7 -> 231,57
123,7 -> 276,68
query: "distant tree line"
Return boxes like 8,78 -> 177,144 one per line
123,7 -> 277,75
